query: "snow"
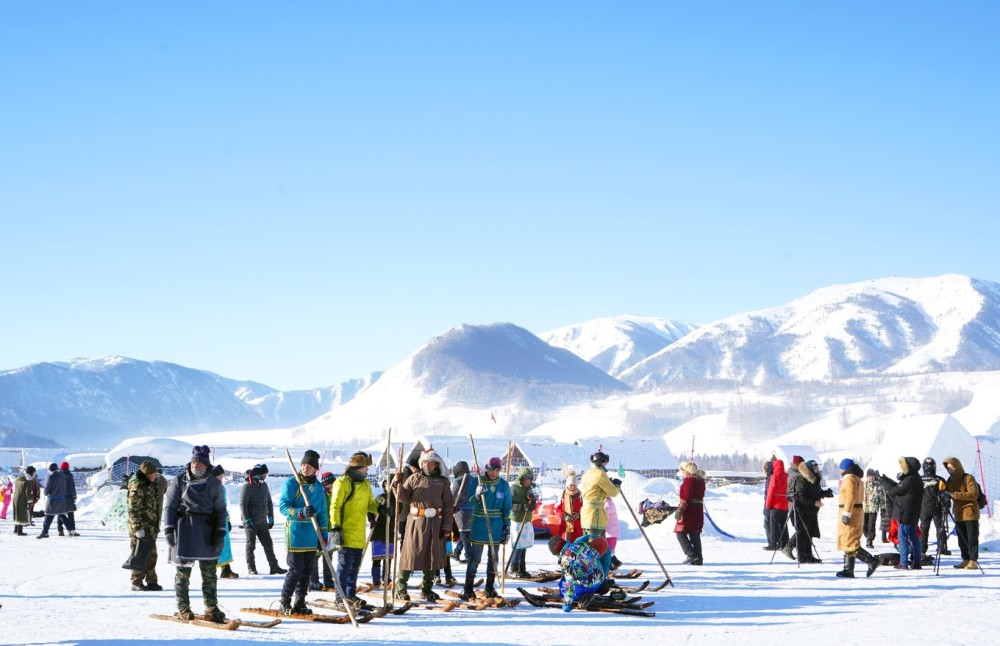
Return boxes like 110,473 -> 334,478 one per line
4,473 -> 1000,645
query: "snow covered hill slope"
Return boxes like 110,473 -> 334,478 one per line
541,314 -> 697,377
620,274 -> 1000,388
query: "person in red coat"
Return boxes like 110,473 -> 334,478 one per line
555,472 -> 583,543
674,461 -> 706,565
764,458 -> 789,550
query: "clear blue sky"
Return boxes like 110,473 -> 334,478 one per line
2,2 -> 998,390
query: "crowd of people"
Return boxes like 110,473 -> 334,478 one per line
763,453 -> 984,577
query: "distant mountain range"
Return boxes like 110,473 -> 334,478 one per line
4,274 -> 1000,449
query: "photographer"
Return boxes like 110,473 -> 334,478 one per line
919,458 -> 951,558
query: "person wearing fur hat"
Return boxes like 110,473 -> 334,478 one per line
942,456 -> 981,570
328,451 -> 380,609
555,472 -> 583,543
547,534 -> 613,612
450,460 -> 476,563
887,457 -> 923,570
580,451 -> 621,539
791,459 -> 832,564
919,457 -> 951,558
835,459 -> 879,578
11,466 -> 38,536
459,455 -> 510,601
126,460 -> 165,591
507,466 -> 538,579
239,465 -> 286,576
210,465 -> 239,580
163,445 -> 228,622
674,461 -> 707,565
277,449 -> 330,615
37,461 -> 76,539
394,449 -> 454,602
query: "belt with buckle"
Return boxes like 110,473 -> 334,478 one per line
410,506 -> 441,518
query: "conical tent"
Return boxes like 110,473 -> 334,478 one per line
867,414 -> 979,479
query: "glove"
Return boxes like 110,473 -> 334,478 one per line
841,513 -> 850,526
330,528 -> 343,548
135,528 -> 146,539
440,526 -> 450,540
500,525 -> 510,544
243,519 -> 255,530
227,520 -> 232,532
611,478 -> 622,487
822,489 -> 834,498
267,516 -> 274,529
477,485 -> 488,497
299,505 -> 316,519
165,528 -> 176,547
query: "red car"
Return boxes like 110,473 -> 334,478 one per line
531,500 -> 562,538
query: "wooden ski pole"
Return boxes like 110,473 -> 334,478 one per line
501,439 -> 514,593
382,428 -> 392,606
283,449 -> 359,628
469,434 -> 501,589
391,442 -> 404,604
617,487 -> 674,588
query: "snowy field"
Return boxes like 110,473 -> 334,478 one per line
2,481 -> 998,646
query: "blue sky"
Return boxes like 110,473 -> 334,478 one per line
2,2 -> 998,391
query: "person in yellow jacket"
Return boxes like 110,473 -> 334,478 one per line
329,451 -> 380,609
942,456 -> 981,570
834,459 -> 879,578
580,451 -> 620,541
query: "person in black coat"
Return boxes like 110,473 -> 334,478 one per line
919,458 -> 951,557
885,457 -> 923,569
240,464 -> 286,575
792,460 -> 833,564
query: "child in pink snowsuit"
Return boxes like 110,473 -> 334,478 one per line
0,476 -> 13,519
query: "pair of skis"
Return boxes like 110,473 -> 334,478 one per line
516,587 -> 656,617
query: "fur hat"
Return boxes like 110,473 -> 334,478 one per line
420,449 -> 446,473
321,471 -> 336,486
191,445 -> 212,466
839,458 -> 855,471
349,451 -> 373,468
548,535 -> 567,555
682,461 -> 699,476
60,461 -> 70,471
300,449 -> 321,470
139,460 -> 158,476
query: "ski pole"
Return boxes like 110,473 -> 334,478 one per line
283,449 -> 358,628
391,443 -> 404,604
382,428 -> 392,607
469,435 -> 501,588
617,488 -> 674,588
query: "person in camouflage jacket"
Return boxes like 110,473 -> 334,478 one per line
862,468 -> 884,549
127,461 -> 165,591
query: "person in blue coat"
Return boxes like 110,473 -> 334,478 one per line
211,465 -> 239,579
278,449 -> 330,615
459,456 -> 511,601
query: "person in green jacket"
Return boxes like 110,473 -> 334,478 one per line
507,466 -> 537,578
329,451 -> 380,609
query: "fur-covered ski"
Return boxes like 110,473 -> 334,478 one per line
241,606 -> 355,624
150,614 -> 241,630
362,591 -> 460,612
610,568 -> 643,579
515,588 -> 656,617
308,597 -> 391,620
444,589 -> 523,609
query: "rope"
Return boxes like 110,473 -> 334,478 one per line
703,505 -> 737,539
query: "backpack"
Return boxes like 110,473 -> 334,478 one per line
969,474 -> 987,510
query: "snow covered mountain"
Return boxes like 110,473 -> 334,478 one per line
293,322 -> 630,447
620,274 -> 1000,389
0,357 -> 376,447
541,315 -> 697,377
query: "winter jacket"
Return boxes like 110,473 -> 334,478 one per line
397,469 -> 455,570
12,473 -> 33,525
163,467 -> 227,563
675,470 -> 706,534
557,535 -> 607,607
837,464 -> 864,552
510,467 -> 537,523
279,472 -> 330,552
605,497 -> 620,540
864,477 -> 884,514
239,480 -> 274,526
944,456 -> 981,522
792,462 -> 825,539
127,472 -> 163,538
369,487 -> 397,544
580,465 -> 619,534
451,461 -> 476,532
217,487 -> 235,567
890,457 -> 923,525
329,470 -> 380,550
765,460 -> 788,511
43,469 -> 75,516
470,473 -> 511,546
556,489 -> 583,542
920,473 -> 950,521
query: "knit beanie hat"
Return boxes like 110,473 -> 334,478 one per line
566,472 -> 578,487
256,463 -> 269,476
60,461 -> 70,471
139,460 -> 158,476
191,445 -> 212,466
839,458 -> 855,471
588,537 -> 609,556
321,471 -> 336,486
301,449 -> 321,470
211,464 -> 225,477
25,465 -> 36,475
866,468 -> 876,477
486,456 -> 503,470
548,535 -> 567,555
791,455 -> 804,466
48,463 -> 58,472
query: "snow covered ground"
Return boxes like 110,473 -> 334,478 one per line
3,480 -> 998,645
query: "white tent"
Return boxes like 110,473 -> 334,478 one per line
867,414 -> 979,479
770,444 -> 822,469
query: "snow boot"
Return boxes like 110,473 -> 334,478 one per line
881,531 -> 889,543
953,560 -> 969,569
279,597 -> 293,615
421,590 -> 440,602
780,544 -> 795,561
270,565 -> 288,575
610,554 -> 623,570
292,596 -> 312,615
175,608 -> 196,621
58,529 -> 65,536
856,548 -> 878,577
964,560 -> 979,570
131,583 -> 148,591
146,582 -> 163,591
458,578 -> 476,602
14,525 -> 25,536
247,566 -> 258,575
203,607 -> 226,623
836,554 -> 856,578
36,533 -> 49,539
219,564 -> 239,579
483,572 -> 499,598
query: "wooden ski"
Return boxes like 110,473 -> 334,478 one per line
150,614 -> 240,630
